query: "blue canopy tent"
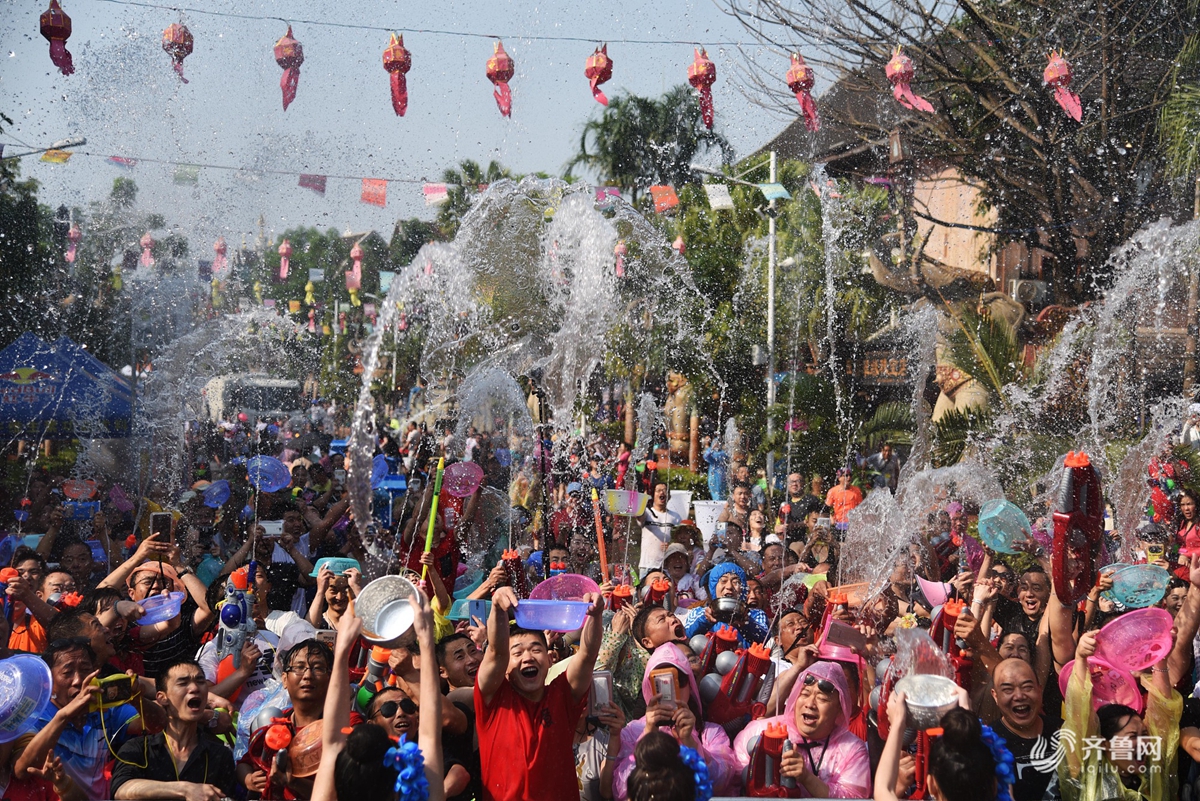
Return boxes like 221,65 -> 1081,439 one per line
0,333 -> 134,439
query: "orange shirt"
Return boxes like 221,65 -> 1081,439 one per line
825,485 -> 864,523
9,613 -> 46,653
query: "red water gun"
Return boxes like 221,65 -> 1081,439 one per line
1052,451 -> 1103,604
609,584 -> 634,610
502,549 -> 530,599
245,715 -> 294,800
646,578 -> 671,606
743,722 -> 800,797
929,599 -> 972,690
706,642 -> 772,725
698,626 -> 740,675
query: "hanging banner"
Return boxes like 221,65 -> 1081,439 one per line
423,183 -> 449,206
107,155 -> 138,169
379,271 -> 395,293
173,164 -> 200,184
757,183 -> 791,201
299,173 -> 327,195
40,149 -> 73,163
648,185 -> 680,214
308,268 -> 324,283
361,178 -> 387,206
704,183 -> 734,211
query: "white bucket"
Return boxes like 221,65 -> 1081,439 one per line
667,490 -> 692,522
693,500 -> 726,546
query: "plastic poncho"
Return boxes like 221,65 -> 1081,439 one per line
732,661 -> 871,798
612,643 -> 739,799
1057,664 -> 1181,801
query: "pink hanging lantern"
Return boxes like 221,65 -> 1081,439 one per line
687,48 -> 717,129
1044,52 -> 1083,122
885,48 -> 935,114
383,33 -> 412,116
274,26 -> 304,111
786,53 -> 820,132
614,240 -> 627,278
486,41 -> 515,117
672,236 -> 686,256
139,233 -> 155,268
212,236 -> 227,273
278,239 -> 292,280
307,308 -> 316,333
65,223 -> 81,263
40,0 -> 74,76
346,242 -> 363,292
398,311 -> 408,331
584,44 -> 613,105
162,23 -> 193,83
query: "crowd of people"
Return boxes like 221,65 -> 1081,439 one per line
1,406 -> 1199,801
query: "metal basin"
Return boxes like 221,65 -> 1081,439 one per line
355,575 -> 418,647
895,674 -> 959,729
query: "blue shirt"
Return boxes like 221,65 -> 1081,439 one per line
30,704 -> 139,800
682,606 -> 770,647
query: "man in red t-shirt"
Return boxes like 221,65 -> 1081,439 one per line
475,586 -> 604,801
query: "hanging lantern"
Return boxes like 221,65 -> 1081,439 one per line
672,236 -> 686,256
162,23 -> 193,83
885,48 -> 935,114
614,239 -> 627,278
278,239 -> 292,280
486,40 -> 515,117
584,44 -> 613,105
40,0 -> 74,76
786,53 -> 820,132
274,26 -> 304,111
687,47 -> 717,130
383,33 -> 412,116
139,233 -> 155,268
111,265 -> 123,292
211,277 -> 223,308
252,280 -> 263,305
304,281 -> 315,305
1044,52 -> 1082,122
398,310 -> 408,331
212,237 -> 227,273
65,223 -> 81,263
346,242 -> 363,293
308,308 -> 316,333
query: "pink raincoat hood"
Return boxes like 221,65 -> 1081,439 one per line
642,642 -> 703,718
785,660 -> 853,728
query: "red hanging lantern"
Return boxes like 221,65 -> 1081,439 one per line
65,223 -> 81,263
40,0 -> 74,76
1044,52 -> 1082,122
274,26 -> 304,111
786,53 -> 820,132
486,40 -> 515,117
885,48 -> 935,114
162,23 -> 193,83
139,233 -> 155,268
614,240 -> 627,278
383,33 -> 411,117
584,44 -> 613,105
672,236 -> 686,256
687,48 -> 717,130
212,237 -> 227,273
278,239 -> 292,280
346,243 -> 363,292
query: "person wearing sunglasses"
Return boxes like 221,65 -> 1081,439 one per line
732,661 -> 870,797
367,686 -> 475,801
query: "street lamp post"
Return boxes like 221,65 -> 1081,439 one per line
0,136 -> 87,160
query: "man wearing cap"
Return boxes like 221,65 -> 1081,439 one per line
824,469 -> 863,526
639,482 -> 680,572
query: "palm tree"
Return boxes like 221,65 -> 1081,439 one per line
436,160 -> 513,238
567,86 -> 733,202
1160,0 -> 1200,183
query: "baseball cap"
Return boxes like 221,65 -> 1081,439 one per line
663,543 -> 690,562
567,481 -> 583,495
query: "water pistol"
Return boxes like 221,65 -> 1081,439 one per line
0,567 -> 17,625
704,642 -> 773,726
930,599 -> 972,690
742,722 -> 796,797
421,457 -> 445,581
549,561 -> 568,577
1052,451 -> 1103,604
502,549 -> 530,599
608,584 -> 634,610
245,708 -> 293,801
695,626 -> 740,675
216,560 -> 258,670
355,645 -> 392,714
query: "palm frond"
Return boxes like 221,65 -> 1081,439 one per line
942,302 -> 1023,406
856,401 -> 915,451
932,405 -> 993,467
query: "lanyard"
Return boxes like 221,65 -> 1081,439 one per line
798,735 -> 830,776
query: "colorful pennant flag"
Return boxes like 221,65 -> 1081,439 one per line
704,183 -> 734,211
648,185 -> 680,214
299,174 -> 327,195
379,271 -> 395,293
173,164 -> 200,184
40,149 -> 73,164
361,178 -> 387,207
423,183 -> 449,206
757,183 -> 792,201
107,155 -> 138,169
595,186 -> 620,211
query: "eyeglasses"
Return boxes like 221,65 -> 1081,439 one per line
374,698 -> 418,718
803,674 -> 837,695
284,663 -> 329,677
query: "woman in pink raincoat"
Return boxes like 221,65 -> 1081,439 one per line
612,642 -> 738,799
732,660 -> 871,797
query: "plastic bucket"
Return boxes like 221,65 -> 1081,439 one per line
605,490 -> 649,517
0,655 -> 53,742
667,490 -> 692,522
693,501 -> 726,545
1095,607 -> 1173,673
977,499 -> 1031,555
356,575 -> 418,647
513,600 -> 590,632
530,573 -> 599,602
137,591 -> 186,624
1058,657 -> 1143,713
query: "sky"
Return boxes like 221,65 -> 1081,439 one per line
1,0 -> 804,255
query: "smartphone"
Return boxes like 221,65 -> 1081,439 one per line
314,630 -> 337,647
817,517 -> 832,529
89,674 -> 136,711
334,469 -> 346,484
468,599 -> 491,624
259,520 -> 284,538
150,512 -> 173,541
590,670 -> 613,717
650,668 -> 677,709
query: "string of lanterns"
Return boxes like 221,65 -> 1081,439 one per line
37,0 -> 1088,128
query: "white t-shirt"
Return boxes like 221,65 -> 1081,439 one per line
195,611 -> 304,711
639,507 -> 681,570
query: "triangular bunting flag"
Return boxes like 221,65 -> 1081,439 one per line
107,155 -> 138,169
423,183 -> 449,206
40,150 -> 73,164
361,178 -> 387,207
299,174 -> 327,195
648,185 -> 680,214
173,164 -> 200,184
757,183 -> 791,201
704,183 -> 734,211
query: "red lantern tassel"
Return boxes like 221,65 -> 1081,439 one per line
174,61 -> 188,84
1054,86 -> 1083,122
493,82 -> 512,117
390,72 -> 408,116
796,91 -> 819,132
892,81 -> 934,114
281,66 -> 300,111
591,79 -> 608,106
48,39 -> 74,75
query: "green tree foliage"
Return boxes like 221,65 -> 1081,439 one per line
567,86 -> 734,201
436,160 -> 513,240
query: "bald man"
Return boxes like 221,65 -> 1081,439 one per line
991,658 -> 1061,801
